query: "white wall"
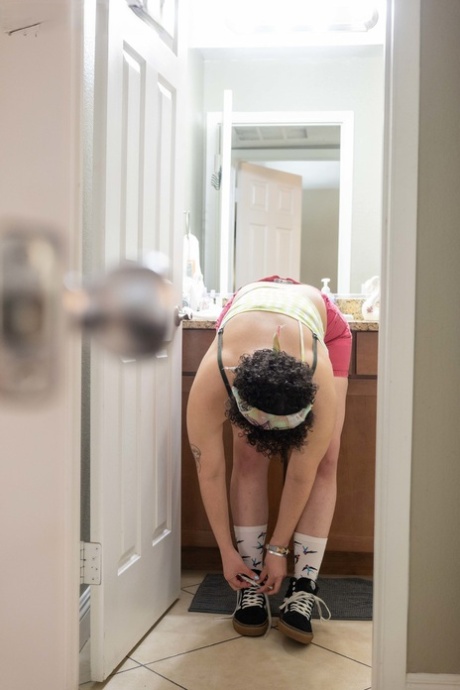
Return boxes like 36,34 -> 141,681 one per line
301,188 -> 339,290
408,0 -> 460,673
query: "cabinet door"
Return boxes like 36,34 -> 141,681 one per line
356,331 -> 379,376
182,330 -> 218,547
328,377 -> 377,553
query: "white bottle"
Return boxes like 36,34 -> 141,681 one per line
189,274 -> 205,311
321,278 -> 331,295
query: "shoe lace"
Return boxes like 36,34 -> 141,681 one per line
279,590 -> 331,622
239,584 -> 267,609
229,583 -> 272,637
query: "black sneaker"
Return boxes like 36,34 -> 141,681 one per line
232,571 -> 270,637
278,577 -> 331,644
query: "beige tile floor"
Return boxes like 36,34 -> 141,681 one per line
80,571 -> 372,690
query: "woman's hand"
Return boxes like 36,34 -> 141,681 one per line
221,548 -> 258,591
258,552 -> 287,595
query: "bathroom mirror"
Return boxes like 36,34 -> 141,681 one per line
204,107 -> 353,295
187,31 -> 385,296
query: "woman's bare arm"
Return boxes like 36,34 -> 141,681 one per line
186,358 -> 255,587
270,368 -> 337,549
256,372 -> 337,592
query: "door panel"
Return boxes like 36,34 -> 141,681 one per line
89,0 -> 183,680
234,162 -> 302,287
0,3 -> 81,689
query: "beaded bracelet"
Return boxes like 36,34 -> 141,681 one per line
265,544 -> 290,557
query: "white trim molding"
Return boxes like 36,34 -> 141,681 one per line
372,0 -> 420,688
407,675 -> 460,690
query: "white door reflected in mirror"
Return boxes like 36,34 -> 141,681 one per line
205,108 -> 354,295
234,162 -> 302,287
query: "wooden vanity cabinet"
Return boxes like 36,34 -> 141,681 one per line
181,328 -> 222,549
328,331 -> 378,556
181,326 -> 378,575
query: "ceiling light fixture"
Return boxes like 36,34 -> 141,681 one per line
226,0 -> 379,34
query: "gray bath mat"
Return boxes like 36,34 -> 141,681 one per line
189,574 -> 372,620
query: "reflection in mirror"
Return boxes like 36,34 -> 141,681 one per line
187,35 -> 385,299
204,113 -> 354,296
231,123 -> 341,292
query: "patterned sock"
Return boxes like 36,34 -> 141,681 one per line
293,533 -> 328,581
234,524 -> 268,572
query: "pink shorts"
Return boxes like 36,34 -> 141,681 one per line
321,292 -> 352,377
216,275 -> 352,378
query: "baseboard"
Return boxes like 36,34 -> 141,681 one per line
79,586 -> 91,652
407,674 -> 460,689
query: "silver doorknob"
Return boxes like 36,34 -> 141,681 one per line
0,219 -> 176,399
65,257 -> 174,358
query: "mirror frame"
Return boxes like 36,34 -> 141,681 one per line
204,109 -> 354,295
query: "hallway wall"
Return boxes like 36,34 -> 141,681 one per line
408,0 -> 460,674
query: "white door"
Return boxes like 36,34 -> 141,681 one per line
89,0 -> 184,681
0,2 -> 82,689
234,162 -> 302,288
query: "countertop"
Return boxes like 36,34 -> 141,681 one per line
183,316 -> 379,331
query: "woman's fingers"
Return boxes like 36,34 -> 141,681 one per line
226,571 -> 259,591
258,578 -> 282,594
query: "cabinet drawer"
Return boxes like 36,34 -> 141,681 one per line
182,329 -> 215,373
355,331 -> 379,376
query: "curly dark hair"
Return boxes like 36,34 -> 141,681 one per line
226,348 -> 318,459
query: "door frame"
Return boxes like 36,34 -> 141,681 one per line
372,0 -> 419,687
204,109 -> 354,295
1,0 -> 421,687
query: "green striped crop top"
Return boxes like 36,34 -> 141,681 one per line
219,282 -> 325,343
216,283 -> 324,401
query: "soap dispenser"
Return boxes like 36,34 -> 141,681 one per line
320,278 -> 335,303
321,278 -> 331,295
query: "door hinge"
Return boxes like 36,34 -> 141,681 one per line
80,541 -> 102,585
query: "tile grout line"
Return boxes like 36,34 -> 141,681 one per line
311,641 -> 372,669
130,633 -> 243,668
103,658 -> 188,689
136,663 -> 189,689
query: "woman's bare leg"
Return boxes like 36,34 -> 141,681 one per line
296,376 -> 348,537
230,427 -> 270,526
230,428 -> 271,636
277,377 -> 349,643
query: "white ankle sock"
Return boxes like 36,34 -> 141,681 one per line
293,533 -> 327,581
234,524 -> 268,572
